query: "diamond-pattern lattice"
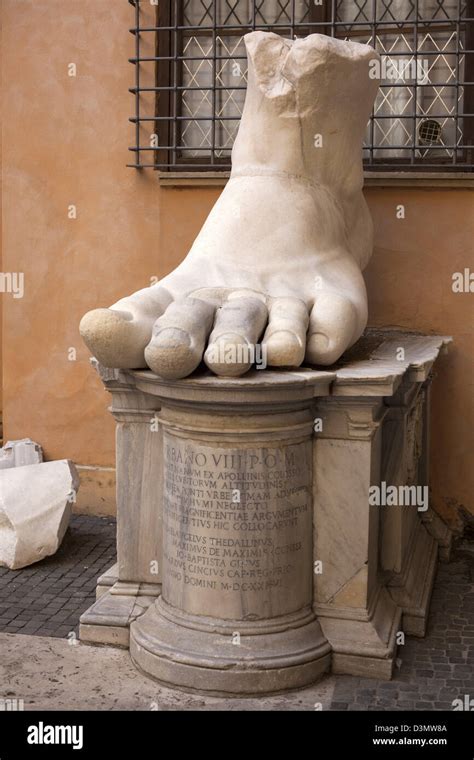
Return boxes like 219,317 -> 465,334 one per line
183,0 -> 313,27
215,37 -> 248,156
337,0 -> 463,23
181,35 -> 249,158
368,29 -> 464,158
181,36 -> 214,155
183,0 -> 214,27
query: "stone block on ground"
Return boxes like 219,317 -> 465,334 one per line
0,460 -> 79,569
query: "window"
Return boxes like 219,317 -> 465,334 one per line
128,0 -> 474,171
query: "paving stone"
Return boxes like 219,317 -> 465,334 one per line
20,623 -> 44,634
0,517 -> 472,709
0,515 -> 115,639
329,545 -> 474,710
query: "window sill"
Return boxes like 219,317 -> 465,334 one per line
158,171 -> 474,189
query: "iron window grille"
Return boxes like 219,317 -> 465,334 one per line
128,0 -> 474,171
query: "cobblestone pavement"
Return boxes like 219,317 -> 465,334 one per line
330,541 -> 474,711
0,516 -> 472,710
0,515 -> 116,639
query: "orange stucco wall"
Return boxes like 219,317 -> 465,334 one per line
2,1 -> 473,528
2,0 -> 160,466
365,189 -> 473,530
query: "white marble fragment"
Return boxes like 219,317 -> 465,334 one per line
0,439 -> 43,470
0,460 -> 79,569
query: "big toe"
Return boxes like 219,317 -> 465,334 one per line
79,308 -> 150,369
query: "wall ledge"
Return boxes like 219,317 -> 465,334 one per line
158,170 -> 474,189
158,171 -> 229,187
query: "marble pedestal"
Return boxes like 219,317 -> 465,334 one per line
80,331 -> 451,692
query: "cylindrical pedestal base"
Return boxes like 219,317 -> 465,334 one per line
128,370 -> 333,695
131,598 -> 330,695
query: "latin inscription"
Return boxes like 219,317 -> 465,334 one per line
162,435 -> 312,617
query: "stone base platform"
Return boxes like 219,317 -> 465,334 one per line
80,330 -> 452,693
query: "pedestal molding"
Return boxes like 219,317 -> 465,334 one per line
155,596 -> 316,636
81,332 -> 451,689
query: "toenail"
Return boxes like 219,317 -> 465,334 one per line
308,333 -> 329,353
267,330 -> 303,348
152,327 -> 191,348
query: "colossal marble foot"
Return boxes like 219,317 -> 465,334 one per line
80,32 -> 380,379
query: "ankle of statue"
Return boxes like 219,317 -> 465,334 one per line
230,165 -> 314,185
230,165 -> 345,217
